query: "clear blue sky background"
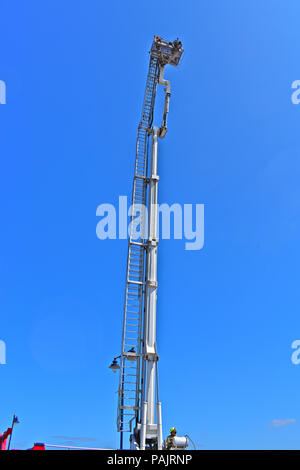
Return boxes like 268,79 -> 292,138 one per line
1,0 -> 300,450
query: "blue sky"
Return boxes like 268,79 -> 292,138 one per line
1,0 -> 300,450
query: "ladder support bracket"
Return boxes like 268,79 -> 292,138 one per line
146,280 -> 158,288
147,238 -> 159,247
145,353 -> 159,361
150,174 -> 159,182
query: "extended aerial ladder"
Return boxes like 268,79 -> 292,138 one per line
110,36 -> 183,450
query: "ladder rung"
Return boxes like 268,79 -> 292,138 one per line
120,405 -> 140,410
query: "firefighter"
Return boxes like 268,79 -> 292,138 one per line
166,427 -> 177,449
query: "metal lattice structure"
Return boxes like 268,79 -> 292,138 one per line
116,35 -> 183,449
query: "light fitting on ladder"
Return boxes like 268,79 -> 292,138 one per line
109,357 -> 120,373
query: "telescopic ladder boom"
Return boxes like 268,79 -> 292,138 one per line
116,36 -> 183,450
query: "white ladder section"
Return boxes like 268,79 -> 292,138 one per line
117,55 -> 160,435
